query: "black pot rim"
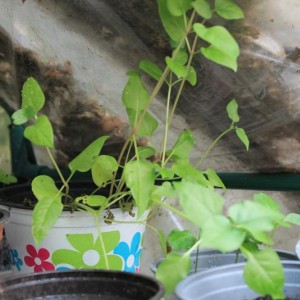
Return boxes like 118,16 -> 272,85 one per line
0,269 -> 165,299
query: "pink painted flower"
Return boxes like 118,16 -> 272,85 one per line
24,244 -> 55,272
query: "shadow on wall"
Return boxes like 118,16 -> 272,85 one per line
0,26 -> 130,171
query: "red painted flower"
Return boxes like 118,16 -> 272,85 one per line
24,244 -> 55,272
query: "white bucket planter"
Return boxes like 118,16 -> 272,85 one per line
1,205 -> 148,275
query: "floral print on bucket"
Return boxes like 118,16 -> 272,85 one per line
4,207 -> 148,274
9,230 -> 144,273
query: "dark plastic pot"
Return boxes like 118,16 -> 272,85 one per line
151,249 -> 299,274
0,269 -> 164,299
175,260 -> 300,300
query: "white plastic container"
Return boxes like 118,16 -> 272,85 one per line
1,202 -> 147,274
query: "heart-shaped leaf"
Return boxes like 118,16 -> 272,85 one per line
24,115 -> 54,148
192,0 -> 212,19
91,155 -> 118,187
194,24 -> 240,71
215,0 -> 244,20
68,136 -> 109,173
22,77 -> 45,114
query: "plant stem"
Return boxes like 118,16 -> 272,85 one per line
195,124 -> 235,168
94,214 -> 110,270
152,198 -> 191,222
183,239 -> 202,258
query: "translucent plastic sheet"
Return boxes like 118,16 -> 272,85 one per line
1,0 -> 300,173
106,0 -> 300,173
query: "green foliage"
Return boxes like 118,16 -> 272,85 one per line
31,175 -> 63,246
215,0 -> 244,20
124,160 -> 155,217
139,60 -> 163,81
167,229 -> 197,251
0,170 -> 17,184
156,252 -> 191,295
242,246 -> 285,299
175,181 -> 224,228
193,24 -> 240,71
191,0 -> 212,19
12,1 -> 290,299
68,136 -> 109,173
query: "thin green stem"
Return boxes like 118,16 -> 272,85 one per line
152,198 -> 191,222
161,74 -> 173,166
183,239 -> 202,258
94,214 -> 110,269
195,125 -> 235,168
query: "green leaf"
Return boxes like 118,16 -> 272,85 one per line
151,182 -> 175,202
156,252 -> 191,294
201,215 -> 246,252
215,0 -> 244,20
12,77 -> 45,125
158,0 -> 186,42
191,0 -> 212,19
173,49 -> 189,65
253,193 -> 281,212
12,108 -> 33,125
24,115 -> 54,148
242,247 -> 284,299
229,200 -> 284,243
168,130 -> 194,160
137,146 -> 156,159
91,155 -> 118,187
226,99 -> 239,122
31,176 -> 63,246
236,127 -> 249,150
124,160 -> 155,217
21,77 -> 45,115
32,175 -> 60,201
0,170 -> 17,184
139,60 -> 163,81
75,195 -> 108,208
167,0 -> 192,16
126,109 -> 158,137
285,213 -> 300,226
166,56 -> 188,78
155,164 -> 175,180
122,71 -> 150,112
172,160 -> 210,187
175,181 -> 224,228
193,24 -> 240,71
167,229 -> 196,251
186,66 -> 197,86
68,136 -> 109,173
205,168 -> 226,189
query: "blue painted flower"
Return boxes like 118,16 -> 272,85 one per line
10,249 -> 23,271
113,232 -> 142,272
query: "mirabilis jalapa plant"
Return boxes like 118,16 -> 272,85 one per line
10,0 -> 300,298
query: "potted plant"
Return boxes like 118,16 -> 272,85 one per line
3,1 -> 297,299
0,0 -> 249,277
